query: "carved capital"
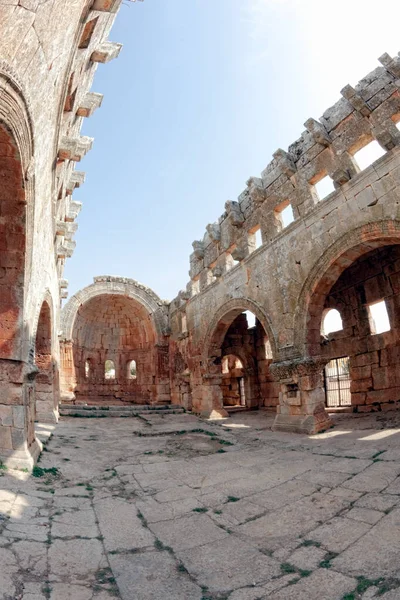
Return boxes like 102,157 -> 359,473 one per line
270,356 -> 328,381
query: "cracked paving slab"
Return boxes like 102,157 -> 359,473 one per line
1,411 -> 400,599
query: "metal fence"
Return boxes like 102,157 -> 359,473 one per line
324,357 -> 351,407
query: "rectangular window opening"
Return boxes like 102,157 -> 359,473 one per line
254,228 -> 262,248
181,314 -> 187,333
274,200 -> 295,231
353,140 -> 386,171
314,175 -> 335,201
191,279 -> 200,296
248,227 -> 263,254
368,299 -> 391,335
207,269 -> 216,285
78,17 -> 99,49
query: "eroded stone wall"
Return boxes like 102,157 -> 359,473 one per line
60,276 -> 171,405
0,0 -> 123,467
167,51 -> 400,432
321,245 -> 400,412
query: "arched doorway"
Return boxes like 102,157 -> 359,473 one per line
200,300 -> 278,416
310,243 -> 400,413
221,354 -> 246,407
34,300 -> 57,423
0,69 -> 38,467
275,225 -> 400,433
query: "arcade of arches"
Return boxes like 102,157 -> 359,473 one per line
58,244 -> 400,431
2,12 -> 400,470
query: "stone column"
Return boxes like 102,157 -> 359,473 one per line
192,372 -> 228,419
271,357 -> 332,434
59,340 -> 76,403
0,359 -> 42,469
154,343 -> 171,404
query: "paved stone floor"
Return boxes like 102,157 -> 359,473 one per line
2,410 -> 400,599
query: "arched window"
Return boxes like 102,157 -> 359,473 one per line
222,355 -> 244,374
105,359 -> 115,380
322,309 -> 343,335
85,360 -> 90,379
127,359 -> 137,380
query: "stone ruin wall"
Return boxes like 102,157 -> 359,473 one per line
167,50 -> 400,422
60,276 -> 171,406
0,0 -> 124,467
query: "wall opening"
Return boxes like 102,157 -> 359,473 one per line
78,17 -> 99,49
368,300 -> 390,335
248,227 -> 263,253
85,360 -> 90,379
181,314 -> 187,333
209,309 -> 278,410
105,360 -> 115,380
353,141 -> 386,171
128,359 -> 137,380
322,309 -> 343,335
313,174 -> 335,201
306,244 -> 400,413
324,357 -> 351,408
35,301 -> 55,422
274,200 -> 295,231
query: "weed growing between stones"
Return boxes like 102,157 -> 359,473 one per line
319,552 -> 338,568
41,582 -> 52,599
300,539 -> 321,548
280,563 -> 296,574
32,466 -> 59,478
193,507 -> 208,513
226,496 -> 240,503
94,567 -> 119,597
342,576 -> 400,599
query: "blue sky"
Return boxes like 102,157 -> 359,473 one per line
65,0 -> 399,302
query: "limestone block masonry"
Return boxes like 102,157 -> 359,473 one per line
0,1 -> 123,468
166,50 -> 400,434
3,2 -> 400,468
61,50 -> 400,437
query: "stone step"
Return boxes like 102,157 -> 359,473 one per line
59,404 -> 185,418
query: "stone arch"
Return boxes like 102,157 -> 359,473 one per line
34,296 -> 58,423
60,277 -> 170,405
203,297 -> 277,363
0,63 -> 40,468
201,297 -> 278,411
61,276 -> 168,343
294,220 -> 400,355
0,62 -> 34,361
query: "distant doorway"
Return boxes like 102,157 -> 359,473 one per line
324,357 -> 351,408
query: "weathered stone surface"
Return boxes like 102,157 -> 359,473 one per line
332,508 -> 400,577
95,496 -> 154,551
149,513 -> 227,551
49,539 -> 106,582
306,516 -> 371,552
268,569 -> 356,600
109,551 -> 202,600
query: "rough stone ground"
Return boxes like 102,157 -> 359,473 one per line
2,410 -> 400,600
